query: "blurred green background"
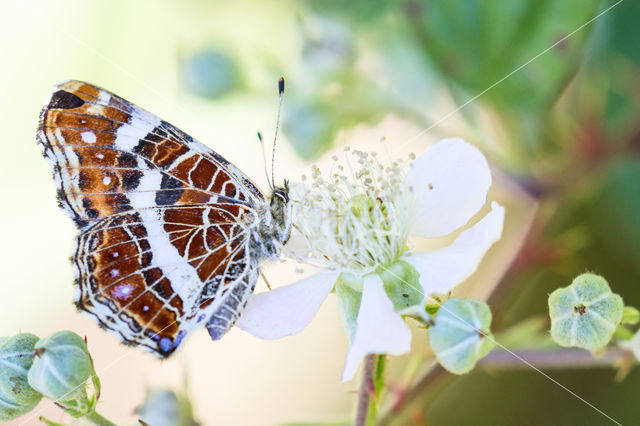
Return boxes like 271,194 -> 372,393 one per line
2,0 -> 640,424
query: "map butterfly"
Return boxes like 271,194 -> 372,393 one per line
37,80 -> 291,357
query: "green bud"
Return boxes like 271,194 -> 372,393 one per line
614,325 -> 635,341
27,331 -> 93,405
548,273 -> 624,350
0,334 -> 42,421
135,389 -> 199,426
621,306 -> 640,325
619,329 -> 640,361
428,298 -> 494,375
425,303 -> 440,317
182,49 -> 240,99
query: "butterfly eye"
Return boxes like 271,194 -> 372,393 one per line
273,189 -> 289,204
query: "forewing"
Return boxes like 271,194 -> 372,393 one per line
74,203 -> 259,357
37,80 -> 264,228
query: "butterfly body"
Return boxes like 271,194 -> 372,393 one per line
37,81 -> 291,356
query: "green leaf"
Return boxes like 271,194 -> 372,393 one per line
0,333 -> 42,421
335,273 -> 363,342
428,298 -> 494,375
608,0 -> 640,66
410,0 -> 600,112
591,160 -> 640,276
548,273 -> 624,350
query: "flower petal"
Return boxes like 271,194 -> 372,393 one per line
405,138 -> 492,238
402,202 -> 504,296
236,271 -> 340,339
342,274 -> 412,381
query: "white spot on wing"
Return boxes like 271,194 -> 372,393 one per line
81,132 -> 97,143
102,176 -> 112,185
128,167 -> 161,209
98,90 -> 111,104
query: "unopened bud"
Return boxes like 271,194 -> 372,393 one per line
0,334 -> 42,420
27,331 -> 92,403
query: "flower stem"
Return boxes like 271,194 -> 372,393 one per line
83,410 -> 118,426
477,347 -> 635,369
355,354 -> 377,426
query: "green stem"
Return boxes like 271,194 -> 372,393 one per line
39,416 -> 67,426
83,410 -> 118,426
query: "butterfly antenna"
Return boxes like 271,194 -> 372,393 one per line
257,131 -> 273,191
271,77 -> 285,190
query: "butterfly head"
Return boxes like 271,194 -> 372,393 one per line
269,179 -> 292,246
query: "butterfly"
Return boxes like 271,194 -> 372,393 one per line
37,80 -> 291,357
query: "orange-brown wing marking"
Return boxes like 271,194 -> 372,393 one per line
74,203 -> 255,357
37,80 -> 262,229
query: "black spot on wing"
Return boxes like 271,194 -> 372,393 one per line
155,174 -> 184,205
49,90 -> 84,109
122,171 -> 143,190
112,194 -> 132,212
117,152 -> 137,168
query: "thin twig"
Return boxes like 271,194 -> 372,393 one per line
355,355 -> 377,426
377,347 -> 635,425
478,347 -> 635,370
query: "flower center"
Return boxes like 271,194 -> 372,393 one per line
292,148 -> 414,274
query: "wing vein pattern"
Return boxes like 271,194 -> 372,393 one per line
38,80 -> 267,356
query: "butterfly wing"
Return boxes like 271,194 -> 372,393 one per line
74,205 -> 258,356
37,80 -> 264,228
38,81 -> 264,356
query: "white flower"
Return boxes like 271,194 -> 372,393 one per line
237,138 -> 505,381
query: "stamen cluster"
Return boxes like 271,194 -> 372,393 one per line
292,147 -> 415,274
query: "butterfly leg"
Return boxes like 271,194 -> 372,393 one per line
259,269 -> 273,291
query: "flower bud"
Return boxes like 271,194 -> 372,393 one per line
549,273 -> 623,350
428,298 -> 494,374
621,306 -> 640,325
27,331 -> 93,403
0,334 -> 42,420
182,49 -> 240,99
135,389 -> 199,426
